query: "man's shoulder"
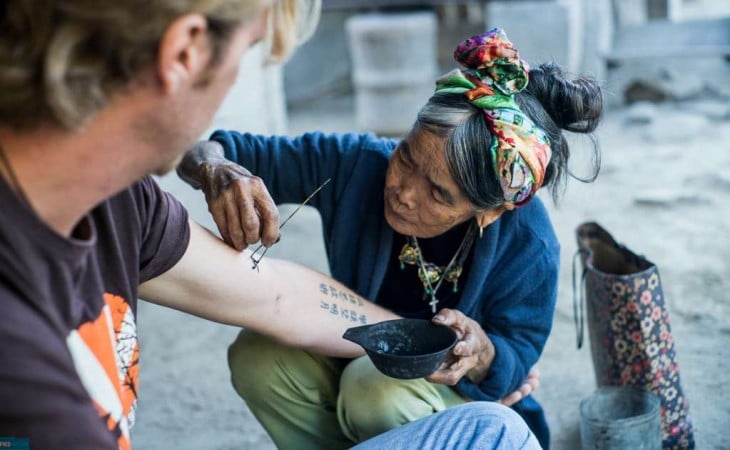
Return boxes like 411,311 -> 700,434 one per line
101,176 -> 181,233
106,176 -> 160,211
109,177 -> 190,282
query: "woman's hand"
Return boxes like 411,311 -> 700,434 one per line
426,308 -> 540,406
199,161 -> 280,250
498,367 -> 540,407
426,308 -> 494,386
178,141 -> 280,250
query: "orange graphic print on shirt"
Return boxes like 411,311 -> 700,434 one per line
66,293 -> 139,450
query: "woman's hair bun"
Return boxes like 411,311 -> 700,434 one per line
526,62 -> 602,134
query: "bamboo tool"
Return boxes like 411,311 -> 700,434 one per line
250,178 -> 331,270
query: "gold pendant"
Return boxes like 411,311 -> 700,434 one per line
398,243 -> 420,269
418,263 -> 442,289
444,265 -> 462,283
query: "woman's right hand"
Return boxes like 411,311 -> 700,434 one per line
179,141 -> 280,250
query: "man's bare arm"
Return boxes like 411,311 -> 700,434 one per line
139,220 -> 399,357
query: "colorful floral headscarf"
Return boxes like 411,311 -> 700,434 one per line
435,28 -> 552,206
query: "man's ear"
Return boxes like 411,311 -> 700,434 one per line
157,14 -> 211,94
475,203 -> 514,229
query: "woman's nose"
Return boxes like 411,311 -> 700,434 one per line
396,184 -> 417,210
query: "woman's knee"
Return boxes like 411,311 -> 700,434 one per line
228,330 -> 342,405
338,356 -> 439,440
227,330 -> 285,401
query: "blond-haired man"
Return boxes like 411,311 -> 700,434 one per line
0,2 -> 538,449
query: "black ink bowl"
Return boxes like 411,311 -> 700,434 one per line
343,318 -> 458,379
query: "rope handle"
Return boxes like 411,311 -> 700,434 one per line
572,249 -> 588,350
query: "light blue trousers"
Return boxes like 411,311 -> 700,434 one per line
353,402 -> 542,450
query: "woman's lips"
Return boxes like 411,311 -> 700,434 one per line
386,197 -> 408,224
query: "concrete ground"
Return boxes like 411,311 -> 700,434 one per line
133,91 -> 730,449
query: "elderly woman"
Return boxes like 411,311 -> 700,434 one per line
179,29 -> 602,449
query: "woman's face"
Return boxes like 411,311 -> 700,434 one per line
384,129 -> 483,238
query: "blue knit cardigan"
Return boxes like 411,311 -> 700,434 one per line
211,130 -> 559,448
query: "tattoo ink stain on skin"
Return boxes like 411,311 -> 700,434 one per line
275,294 -> 282,314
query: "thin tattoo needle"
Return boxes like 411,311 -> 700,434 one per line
250,178 -> 332,270
278,178 -> 331,230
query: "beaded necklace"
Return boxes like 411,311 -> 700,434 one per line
398,223 -> 477,313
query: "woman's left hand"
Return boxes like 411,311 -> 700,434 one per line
426,308 -> 495,386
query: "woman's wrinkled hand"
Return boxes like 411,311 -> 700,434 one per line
426,308 -> 493,386
197,159 -> 280,251
426,308 -> 540,406
498,367 -> 540,407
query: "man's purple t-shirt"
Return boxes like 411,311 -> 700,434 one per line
0,176 -> 190,449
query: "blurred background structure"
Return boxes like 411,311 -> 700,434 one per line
134,1 -> 730,449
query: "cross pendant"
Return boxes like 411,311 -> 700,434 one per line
429,296 -> 439,314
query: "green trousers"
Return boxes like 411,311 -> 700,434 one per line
228,330 -> 467,450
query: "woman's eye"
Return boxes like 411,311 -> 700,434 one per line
399,153 -> 412,169
431,189 -> 443,202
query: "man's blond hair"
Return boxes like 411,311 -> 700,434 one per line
0,0 -> 319,129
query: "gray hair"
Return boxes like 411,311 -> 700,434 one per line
415,93 -> 503,210
414,62 -> 603,210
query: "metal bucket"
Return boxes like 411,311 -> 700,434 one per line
580,386 -> 661,450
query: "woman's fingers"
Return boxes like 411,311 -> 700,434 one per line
219,177 -> 280,250
199,162 -> 282,251
224,193 -> 247,251
519,382 -> 533,397
434,309 -> 487,357
433,308 -> 467,340
234,185 -> 261,247
432,308 -> 461,327
452,340 -> 478,357
497,367 -> 541,407
253,186 -> 280,248
525,367 -> 540,393
233,174 -> 279,247
499,390 -> 524,407
426,365 -> 465,386
210,199 -> 231,246
502,380 -> 532,406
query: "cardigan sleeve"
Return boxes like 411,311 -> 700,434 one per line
209,130 -> 395,235
455,243 -> 559,401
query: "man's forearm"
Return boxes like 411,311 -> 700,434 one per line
139,220 -> 400,357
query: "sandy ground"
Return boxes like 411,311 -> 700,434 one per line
132,92 -> 730,449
